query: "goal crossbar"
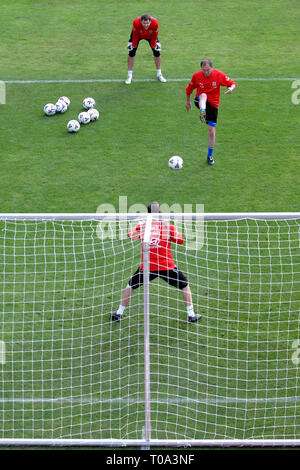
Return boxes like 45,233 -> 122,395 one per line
0,212 -> 300,221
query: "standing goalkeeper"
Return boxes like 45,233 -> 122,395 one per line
186,58 -> 237,165
125,13 -> 167,84
111,202 -> 201,323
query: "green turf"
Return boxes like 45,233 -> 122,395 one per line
1,79 -> 299,213
0,0 -> 299,213
0,0 -> 299,444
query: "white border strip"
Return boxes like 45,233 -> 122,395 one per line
0,438 -> 300,447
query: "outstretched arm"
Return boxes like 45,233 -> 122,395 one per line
224,84 -> 236,95
186,93 -> 192,111
186,75 -> 197,111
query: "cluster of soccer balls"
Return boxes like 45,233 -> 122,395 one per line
44,96 -> 180,169
43,97 -> 99,133
67,97 -> 99,133
44,96 -> 70,116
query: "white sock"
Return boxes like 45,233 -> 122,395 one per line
187,305 -> 194,317
128,70 -> 133,78
156,69 -> 162,77
117,305 -> 126,316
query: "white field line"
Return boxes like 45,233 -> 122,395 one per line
0,396 -> 298,405
2,77 -> 300,84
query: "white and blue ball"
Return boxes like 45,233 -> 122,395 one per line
87,108 -> 99,121
78,111 -> 91,124
55,100 -> 68,113
67,120 -> 80,133
58,96 -> 70,107
82,97 -> 95,110
44,103 -> 56,116
168,156 -> 183,170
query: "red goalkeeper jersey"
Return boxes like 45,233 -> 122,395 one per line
186,69 -> 237,108
130,220 -> 184,271
131,17 -> 159,48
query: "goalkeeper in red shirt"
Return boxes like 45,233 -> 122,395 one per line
125,14 -> 167,84
186,58 -> 237,165
111,202 -> 201,323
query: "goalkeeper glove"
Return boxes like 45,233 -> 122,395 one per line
127,42 -> 133,51
154,43 -> 161,51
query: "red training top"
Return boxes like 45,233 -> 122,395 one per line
186,69 -> 237,108
129,220 -> 184,271
131,17 -> 159,48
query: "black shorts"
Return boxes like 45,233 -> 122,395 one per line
128,267 -> 189,290
128,31 -> 161,57
194,97 -> 218,126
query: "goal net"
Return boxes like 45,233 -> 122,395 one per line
0,213 -> 299,446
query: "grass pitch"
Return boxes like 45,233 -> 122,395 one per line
0,0 -> 299,213
0,0 -> 299,444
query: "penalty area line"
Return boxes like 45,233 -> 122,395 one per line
2,77 -> 300,84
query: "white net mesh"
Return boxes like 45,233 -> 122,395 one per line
149,217 -> 300,440
0,215 -> 299,443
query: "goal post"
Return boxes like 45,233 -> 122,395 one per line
0,212 -> 299,447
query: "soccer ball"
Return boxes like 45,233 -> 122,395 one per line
55,100 -> 68,113
168,156 -> 183,170
87,108 -> 99,121
44,103 -> 56,116
67,120 -> 80,133
58,96 -> 70,107
78,111 -> 91,124
82,97 -> 95,109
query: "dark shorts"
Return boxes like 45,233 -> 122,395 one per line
194,97 -> 218,126
128,267 -> 189,290
128,31 -> 161,57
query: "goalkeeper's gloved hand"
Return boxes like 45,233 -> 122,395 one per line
154,43 -> 161,51
127,42 -> 133,51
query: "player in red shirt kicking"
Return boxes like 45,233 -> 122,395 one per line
186,58 -> 237,165
111,202 -> 201,323
125,14 -> 167,84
